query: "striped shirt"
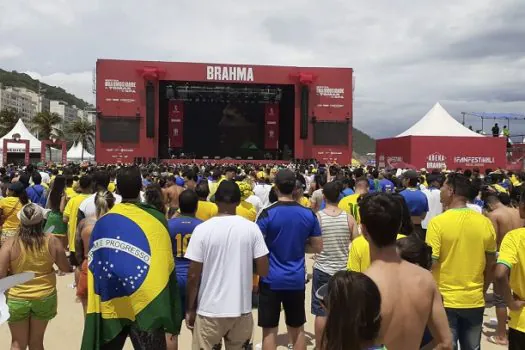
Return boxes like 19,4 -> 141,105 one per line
314,210 -> 351,275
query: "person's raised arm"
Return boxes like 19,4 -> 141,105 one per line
50,235 -> 72,273
427,280 -> 453,350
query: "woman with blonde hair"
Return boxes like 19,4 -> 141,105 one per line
0,203 -> 72,350
75,191 -> 116,313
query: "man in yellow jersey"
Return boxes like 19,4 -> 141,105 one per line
360,193 -> 452,350
65,176 -> 78,199
426,173 -> 496,350
194,181 -> 218,221
338,176 -> 369,224
495,189 -> 525,349
63,175 -> 92,266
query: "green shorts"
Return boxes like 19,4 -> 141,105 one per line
7,292 -> 57,323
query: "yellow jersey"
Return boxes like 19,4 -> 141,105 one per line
497,228 -> 525,333
298,197 -> 310,208
236,201 -> 257,222
107,182 -> 116,193
338,194 -> 361,224
0,196 -> 23,231
426,208 -> 496,308
65,187 -> 78,199
63,193 -> 90,252
8,235 -> 56,300
347,234 -> 406,272
196,200 -> 218,221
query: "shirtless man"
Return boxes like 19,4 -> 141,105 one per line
484,192 -> 524,248
483,191 -> 524,346
359,193 -> 452,350
163,176 -> 184,217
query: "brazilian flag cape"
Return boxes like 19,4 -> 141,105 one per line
81,203 -> 181,349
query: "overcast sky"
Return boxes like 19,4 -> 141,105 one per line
1,0 -> 525,139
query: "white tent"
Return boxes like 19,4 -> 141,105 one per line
397,102 -> 483,138
67,142 -> 94,161
0,119 -> 42,152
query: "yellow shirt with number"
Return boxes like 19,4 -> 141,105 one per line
338,194 -> 361,224
63,193 -> 89,252
196,200 -> 218,221
426,208 -> 496,308
347,234 -> 406,272
497,228 -> 525,333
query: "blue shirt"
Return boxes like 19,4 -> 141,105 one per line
26,185 -> 46,207
369,179 -> 381,193
168,216 -> 202,279
380,179 -> 395,193
342,188 -> 354,197
320,193 -> 344,210
257,201 -> 321,290
400,188 -> 429,217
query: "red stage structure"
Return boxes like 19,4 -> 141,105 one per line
95,59 -> 353,164
40,139 -> 67,164
376,103 -> 507,170
2,134 -> 30,166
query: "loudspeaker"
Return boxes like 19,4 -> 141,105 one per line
300,85 -> 309,139
146,81 -> 155,138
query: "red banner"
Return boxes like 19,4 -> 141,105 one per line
168,100 -> 184,148
264,104 -> 279,150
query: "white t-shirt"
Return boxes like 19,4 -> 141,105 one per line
79,192 -> 123,219
184,215 -> 269,318
246,194 -> 263,214
39,171 -> 51,185
253,183 -> 272,208
421,188 -> 443,229
467,203 -> 483,213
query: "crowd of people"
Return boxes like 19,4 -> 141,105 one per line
0,161 -> 524,350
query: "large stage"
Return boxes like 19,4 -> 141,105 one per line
161,159 -> 289,165
95,59 -> 353,164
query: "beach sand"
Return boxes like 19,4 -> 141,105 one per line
1,256 -> 504,349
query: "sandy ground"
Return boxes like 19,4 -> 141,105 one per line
1,257 -> 504,349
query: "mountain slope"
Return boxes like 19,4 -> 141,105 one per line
353,127 -> 375,155
0,69 -> 89,109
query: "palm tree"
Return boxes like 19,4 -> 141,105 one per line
0,108 -> 21,137
32,111 -> 63,140
67,119 -> 95,160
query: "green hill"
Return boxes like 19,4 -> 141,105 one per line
353,127 -> 375,155
0,68 -> 90,109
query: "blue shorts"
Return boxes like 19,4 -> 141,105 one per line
176,275 -> 187,321
311,268 -> 331,317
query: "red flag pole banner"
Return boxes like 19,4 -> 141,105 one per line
168,100 -> 184,148
265,104 -> 279,150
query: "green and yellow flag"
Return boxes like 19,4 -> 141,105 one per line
81,203 -> 181,349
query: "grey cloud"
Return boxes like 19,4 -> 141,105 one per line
2,0 -> 525,141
